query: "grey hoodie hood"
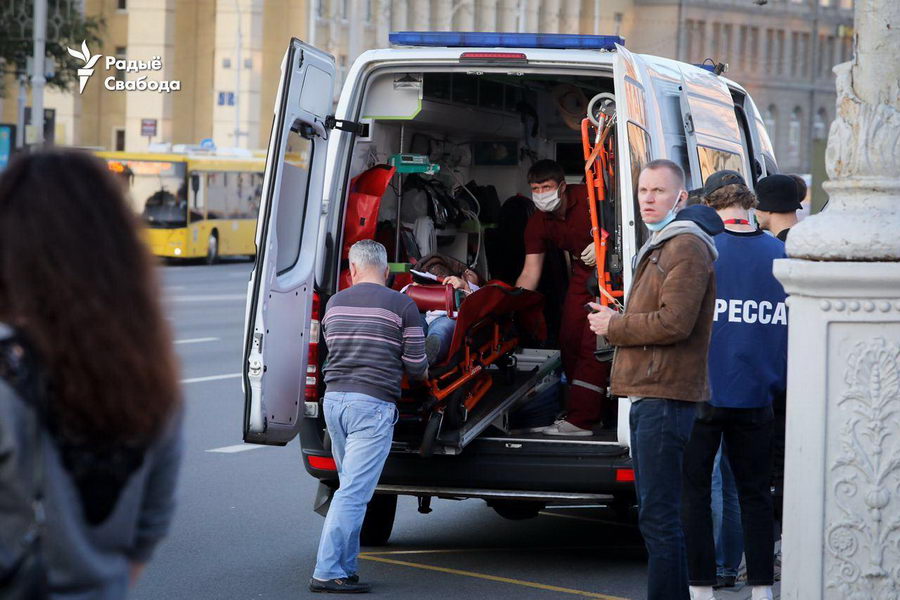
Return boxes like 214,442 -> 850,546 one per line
632,219 -> 719,273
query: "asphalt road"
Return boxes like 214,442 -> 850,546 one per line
131,261 -> 768,600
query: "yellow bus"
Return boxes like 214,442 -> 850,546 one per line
96,151 -> 264,262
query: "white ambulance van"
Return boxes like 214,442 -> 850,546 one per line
241,32 -> 778,544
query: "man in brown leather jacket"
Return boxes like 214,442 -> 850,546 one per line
588,159 -> 722,600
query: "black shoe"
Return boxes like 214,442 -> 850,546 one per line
713,575 -> 736,589
346,574 -> 359,584
424,335 -> 442,365
308,577 -> 370,593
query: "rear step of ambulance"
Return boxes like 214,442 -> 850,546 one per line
401,349 -> 562,456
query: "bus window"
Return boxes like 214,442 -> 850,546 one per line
697,146 -> 744,183
105,159 -> 186,227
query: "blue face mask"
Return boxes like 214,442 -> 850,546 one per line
645,196 -> 683,232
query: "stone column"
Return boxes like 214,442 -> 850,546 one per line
773,1 -> 900,598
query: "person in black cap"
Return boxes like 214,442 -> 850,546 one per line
755,175 -> 801,242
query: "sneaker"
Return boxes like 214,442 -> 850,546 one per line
309,577 -> 370,594
540,419 -> 593,436
424,335 -> 442,365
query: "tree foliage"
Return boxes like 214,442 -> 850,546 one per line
0,0 -> 105,97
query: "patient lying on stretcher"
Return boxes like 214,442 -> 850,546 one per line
422,270 -> 480,364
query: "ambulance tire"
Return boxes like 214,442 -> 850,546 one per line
360,494 -> 397,547
489,500 -> 545,521
419,411 -> 442,458
206,231 -> 219,264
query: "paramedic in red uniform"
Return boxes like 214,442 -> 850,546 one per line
516,159 -> 608,436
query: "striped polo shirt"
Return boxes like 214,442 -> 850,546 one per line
322,282 -> 428,403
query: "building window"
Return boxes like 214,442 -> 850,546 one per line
614,13 -> 623,37
244,58 -> 252,69
800,32 -> 811,77
723,24 -> 733,61
841,36 -> 853,62
789,107 -> 803,160
820,0 -> 832,5
712,22 -> 721,58
316,0 -> 325,18
776,30 -> 786,75
117,0 -> 127,10
813,108 -> 828,139
739,26 -> 748,71
115,46 -> 126,81
223,57 -> 231,69
749,27 -> 759,72
340,0 -> 349,18
840,0 -> 853,8
823,35 -> 836,75
365,0 -> 372,20
764,105 -> 778,139
114,128 -> 126,151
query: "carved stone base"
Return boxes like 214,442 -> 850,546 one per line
773,259 -> 900,600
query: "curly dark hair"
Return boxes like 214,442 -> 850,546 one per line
704,183 -> 758,211
0,150 -> 180,443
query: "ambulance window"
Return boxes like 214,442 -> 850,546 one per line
697,146 -> 743,183
628,122 -> 652,242
274,127 -> 314,274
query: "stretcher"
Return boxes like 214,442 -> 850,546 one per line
400,281 -> 546,457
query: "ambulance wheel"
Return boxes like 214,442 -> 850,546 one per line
419,411 -> 442,458
489,500 -> 545,520
360,494 -> 397,546
206,231 -> 219,264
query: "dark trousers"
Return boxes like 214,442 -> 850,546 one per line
682,403 -> 775,586
631,398 -> 697,600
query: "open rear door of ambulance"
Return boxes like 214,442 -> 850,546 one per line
242,38 -> 335,445
612,45 -> 660,449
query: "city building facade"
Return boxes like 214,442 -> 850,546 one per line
1,0 -> 851,174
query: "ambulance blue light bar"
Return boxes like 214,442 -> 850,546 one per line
389,32 -> 624,51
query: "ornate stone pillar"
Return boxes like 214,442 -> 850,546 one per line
773,1 -> 900,598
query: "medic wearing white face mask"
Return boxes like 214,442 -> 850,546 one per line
516,159 -> 610,437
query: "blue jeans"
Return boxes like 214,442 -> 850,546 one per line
711,441 -> 743,577
424,315 -> 455,363
313,392 -> 398,580
630,398 -> 697,600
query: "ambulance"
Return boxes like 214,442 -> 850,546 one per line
241,32 -> 778,544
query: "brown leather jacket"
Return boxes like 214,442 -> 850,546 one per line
607,226 -> 717,402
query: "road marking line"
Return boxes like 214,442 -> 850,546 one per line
174,337 -> 220,345
538,511 -> 630,527
206,443 -> 268,454
167,294 -> 246,302
181,373 -> 241,384
362,545 -> 632,557
358,554 -> 628,600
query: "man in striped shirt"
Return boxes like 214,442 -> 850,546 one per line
310,239 -> 428,594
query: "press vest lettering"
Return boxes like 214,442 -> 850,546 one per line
714,298 -> 787,325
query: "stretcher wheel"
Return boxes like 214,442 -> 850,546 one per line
360,494 -> 398,546
419,411 -> 442,458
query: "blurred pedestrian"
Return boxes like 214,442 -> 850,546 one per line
0,150 -> 183,598
588,160 -> 722,600
682,171 -> 787,600
311,239 -> 428,594
754,174 -> 801,242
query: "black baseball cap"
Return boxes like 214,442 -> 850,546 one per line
703,170 -> 746,197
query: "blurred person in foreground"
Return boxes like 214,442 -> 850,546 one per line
682,170 -> 787,600
0,150 -> 183,598
587,159 -> 722,600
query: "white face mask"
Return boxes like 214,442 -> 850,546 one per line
532,186 -> 563,212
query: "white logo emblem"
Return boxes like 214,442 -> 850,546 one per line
67,40 -> 102,94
